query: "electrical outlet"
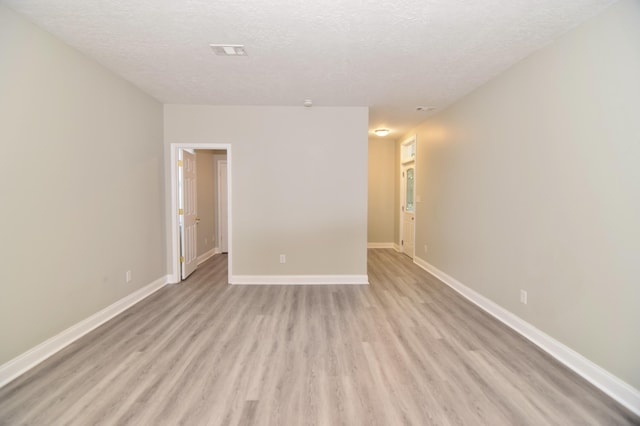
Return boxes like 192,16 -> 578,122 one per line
126,270 -> 132,283
279,254 -> 286,264
520,289 -> 527,305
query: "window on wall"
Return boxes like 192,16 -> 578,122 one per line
406,167 -> 414,212
402,142 -> 416,163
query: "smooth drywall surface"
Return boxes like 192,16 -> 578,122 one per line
394,139 -> 401,246
403,0 -> 640,389
368,139 -> 396,243
0,5 -> 165,365
195,150 -> 216,256
211,151 -> 228,251
164,106 -> 368,276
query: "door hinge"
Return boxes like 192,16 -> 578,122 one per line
178,208 -> 184,215
180,256 -> 185,263
177,160 -> 183,167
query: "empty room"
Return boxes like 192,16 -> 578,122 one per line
0,0 -> 638,424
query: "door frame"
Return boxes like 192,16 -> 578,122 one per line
169,143 -> 232,284
399,136 -> 416,258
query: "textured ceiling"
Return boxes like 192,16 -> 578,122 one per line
2,0 -> 617,139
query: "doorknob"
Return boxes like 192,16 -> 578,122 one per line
195,217 -> 201,223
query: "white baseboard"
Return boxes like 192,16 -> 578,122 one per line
413,256 -> 640,416
367,242 -> 395,249
0,274 -> 170,388
230,275 -> 369,285
393,243 -> 401,252
196,248 -> 217,265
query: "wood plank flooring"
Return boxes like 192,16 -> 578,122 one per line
0,249 -> 637,425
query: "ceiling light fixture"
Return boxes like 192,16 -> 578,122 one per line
209,44 -> 247,56
303,99 -> 313,107
374,129 -> 390,137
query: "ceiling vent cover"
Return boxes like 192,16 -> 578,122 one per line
209,44 -> 247,56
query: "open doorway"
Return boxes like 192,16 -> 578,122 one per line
191,150 -> 228,267
170,143 -> 232,284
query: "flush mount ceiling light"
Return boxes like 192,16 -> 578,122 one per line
374,129 -> 390,137
209,44 -> 247,56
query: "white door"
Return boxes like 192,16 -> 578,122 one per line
180,150 -> 198,279
401,164 -> 415,258
218,160 -> 228,253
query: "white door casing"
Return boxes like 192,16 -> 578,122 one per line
218,160 -> 229,253
180,150 -> 198,279
401,164 -> 415,258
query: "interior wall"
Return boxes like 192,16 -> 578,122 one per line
164,105 -> 369,277
211,151 -> 228,251
195,150 -> 216,257
394,139 -> 401,246
0,5 -> 166,365
401,0 -> 640,389
194,149 -> 228,257
367,139 -> 396,244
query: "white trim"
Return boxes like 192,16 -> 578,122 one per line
392,243 -> 401,252
196,248 -> 217,265
413,256 -> 640,416
230,275 -> 369,285
170,143 -> 232,284
0,275 -> 169,388
367,242 -> 395,249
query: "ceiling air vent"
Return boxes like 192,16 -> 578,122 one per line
209,44 -> 247,56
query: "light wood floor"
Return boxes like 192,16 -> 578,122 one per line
0,249 -> 637,425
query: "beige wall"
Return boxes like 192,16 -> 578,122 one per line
211,151 -> 228,251
164,105 -> 368,277
394,139 -> 401,245
195,149 -> 228,256
195,150 -> 216,256
401,0 -> 640,389
367,139 -> 396,243
0,6 -> 166,364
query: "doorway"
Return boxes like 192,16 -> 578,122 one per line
170,143 -> 232,284
400,136 -> 416,259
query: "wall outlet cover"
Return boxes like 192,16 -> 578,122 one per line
520,289 -> 528,304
